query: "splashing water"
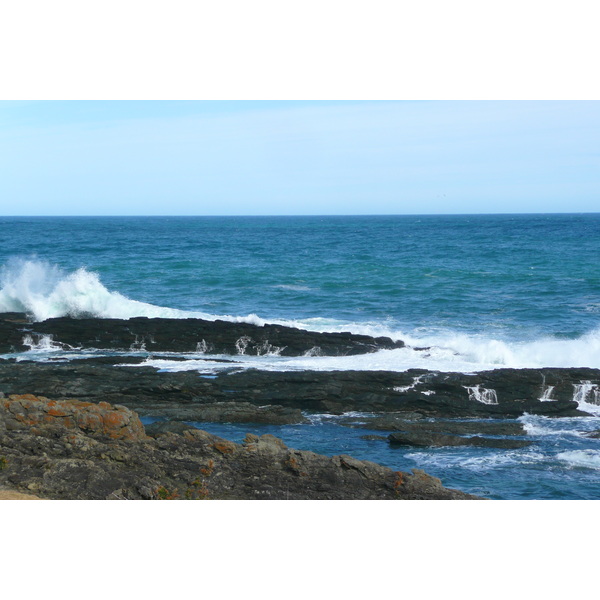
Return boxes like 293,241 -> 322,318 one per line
465,385 -> 499,405
2,258 -> 600,371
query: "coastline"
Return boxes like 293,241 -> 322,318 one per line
1,313 -> 599,500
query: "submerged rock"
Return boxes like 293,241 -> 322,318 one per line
388,431 -> 532,449
348,415 -> 526,436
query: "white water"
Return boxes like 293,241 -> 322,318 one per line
572,382 -> 600,415
0,258 -> 201,321
464,385 -> 498,405
2,258 -> 600,372
518,414 -> 592,437
557,450 -> 600,469
540,385 -> 556,402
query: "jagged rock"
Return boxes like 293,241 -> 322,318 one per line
145,421 -> 197,437
0,395 -> 479,500
0,394 -> 148,441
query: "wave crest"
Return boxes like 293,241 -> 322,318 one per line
1,258 -> 600,370
0,258 -> 197,321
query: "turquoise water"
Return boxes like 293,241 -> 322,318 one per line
2,214 -> 599,336
1,214 -> 600,498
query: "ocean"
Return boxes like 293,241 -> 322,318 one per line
1,213 -> 599,499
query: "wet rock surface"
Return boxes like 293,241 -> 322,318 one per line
139,402 -> 308,425
0,394 -> 478,500
3,314 -> 600,498
0,313 -> 404,356
0,360 -> 597,419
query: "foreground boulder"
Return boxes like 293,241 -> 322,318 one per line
0,394 -> 478,500
0,394 -> 148,441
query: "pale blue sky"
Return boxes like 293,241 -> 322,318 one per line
0,101 -> 598,215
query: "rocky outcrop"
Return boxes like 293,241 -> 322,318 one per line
343,414 -> 534,449
0,394 -> 148,441
2,312 -> 599,419
0,394 -> 478,500
0,313 -> 404,356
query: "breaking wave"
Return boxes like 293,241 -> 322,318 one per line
0,258 -> 261,323
556,450 -> 600,470
1,258 -> 600,371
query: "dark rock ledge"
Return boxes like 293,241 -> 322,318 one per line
0,312 -> 404,356
1,361 -> 597,420
0,394 -> 479,500
344,415 -> 533,449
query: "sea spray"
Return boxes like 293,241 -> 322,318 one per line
0,258 -> 195,321
465,385 -> 499,405
2,258 -> 600,371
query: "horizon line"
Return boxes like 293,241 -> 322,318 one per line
1,212 -> 599,218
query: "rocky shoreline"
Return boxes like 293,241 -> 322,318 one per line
1,313 -> 600,499
0,393 -> 477,500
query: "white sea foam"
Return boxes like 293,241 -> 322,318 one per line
556,450 -> 600,469
3,258 -> 600,372
0,258 -> 200,321
393,376 -> 424,393
304,411 -> 376,425
464,385 -> 498,405
572,381 -> 600,416
405,449 -> 545,471
540,385 -> 556,401
518,414 -> 586,438
272,284 -> 314,292
22,334 -> 63,352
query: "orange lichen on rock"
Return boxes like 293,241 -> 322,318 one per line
0,394 -> 148,441
47,407 -> 68,417
212,441 -> 235,455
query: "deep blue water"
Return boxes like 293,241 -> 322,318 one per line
1,214 -> 600,499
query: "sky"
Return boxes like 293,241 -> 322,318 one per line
0,100 -> 598,216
